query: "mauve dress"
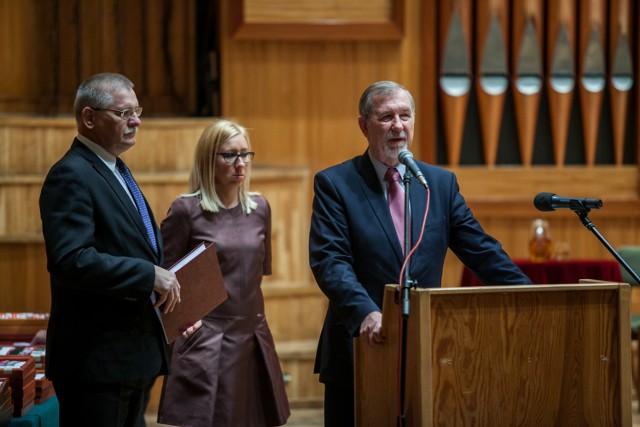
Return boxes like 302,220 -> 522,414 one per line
157,195 -> 290,427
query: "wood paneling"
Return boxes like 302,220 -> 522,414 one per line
451,167 -> 639,201
3,121 -> 639,304
230,0 -> 404,40
0,114 -> 320,339
0,243 -> 50,312
438,167 -> 640,286
0,0 -> 198,115
277,339 -> 324,406
220,0 -> 424,172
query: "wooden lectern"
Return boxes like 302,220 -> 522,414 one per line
355,283 -> 631,426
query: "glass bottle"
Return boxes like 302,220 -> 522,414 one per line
529,219 -> 552,262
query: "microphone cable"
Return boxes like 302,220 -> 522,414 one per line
395,187 -> 430,425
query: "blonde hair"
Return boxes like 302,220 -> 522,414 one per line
186,119 -> 258,213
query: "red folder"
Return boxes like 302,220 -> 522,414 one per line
157,242 -> 227,343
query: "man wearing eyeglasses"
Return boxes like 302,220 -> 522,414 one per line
39,72 -> 181,426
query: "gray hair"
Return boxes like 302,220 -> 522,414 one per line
74,73 -> 134,118
358,80 -> 415,120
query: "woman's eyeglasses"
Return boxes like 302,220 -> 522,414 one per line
217,152 -> 255,164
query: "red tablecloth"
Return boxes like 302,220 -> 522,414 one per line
460,259 -> 624,286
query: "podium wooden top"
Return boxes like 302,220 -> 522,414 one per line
386,281 -> 628,295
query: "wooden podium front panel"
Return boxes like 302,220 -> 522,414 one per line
355,284 -> 631,426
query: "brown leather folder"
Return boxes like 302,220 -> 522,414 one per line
158,242 -> 228,344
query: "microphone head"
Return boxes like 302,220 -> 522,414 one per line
533,192 -> 556,212
398,150 -> 412,162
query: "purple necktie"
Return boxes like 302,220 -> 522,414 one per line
116,158 -> 158,255
385,167 -> 404,247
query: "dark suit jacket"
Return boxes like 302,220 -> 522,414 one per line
309,151 -> 531,385
39,139 -> 169,383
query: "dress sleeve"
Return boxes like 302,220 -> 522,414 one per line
160,197 -> 193,268
263,198 -> 273,276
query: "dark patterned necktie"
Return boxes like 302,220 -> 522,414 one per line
116,158 -> 158,255
385,167 -> 405,248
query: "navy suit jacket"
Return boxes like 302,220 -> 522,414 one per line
309,151 -> 531,384
39,139 -> 169,383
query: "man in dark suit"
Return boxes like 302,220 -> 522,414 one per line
39,73 -> 181,426
309,80 -> 531,426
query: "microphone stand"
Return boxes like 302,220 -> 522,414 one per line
396,170 -> 416,427
401,170 -> 414,318
572,206 -> 640,284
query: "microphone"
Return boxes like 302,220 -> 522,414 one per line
398,150 -> 429,189
533,192 -> 603,212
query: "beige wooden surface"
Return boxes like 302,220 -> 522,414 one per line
355,284 -> 631,426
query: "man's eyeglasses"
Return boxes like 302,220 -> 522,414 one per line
92,107 -> 143,120
217,152 -> 255,164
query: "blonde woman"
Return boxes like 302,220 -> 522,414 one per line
157,119 -> 290,426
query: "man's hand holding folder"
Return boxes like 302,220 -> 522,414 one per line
156,242 -> 228,343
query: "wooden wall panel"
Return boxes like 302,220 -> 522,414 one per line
0,170 -> 313,290
263,287 -> 327,343
0,0 -> 198,115
450,167 -> 639,201
438,167 -> 640,287
0,117 -> 213,175
230,0 -> 403,40
0,243 -> 50,312
243,0 -> 392,23
220,0 -> 424,173
278,346 -> 324,406
0,116 -> 316,302
138,169 -> 313,286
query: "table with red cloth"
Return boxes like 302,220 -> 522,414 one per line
460,259 -> 624,286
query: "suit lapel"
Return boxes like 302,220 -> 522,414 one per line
71,140 -> 159,260
354,152 -> 405,262
354,151 -> 429,263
